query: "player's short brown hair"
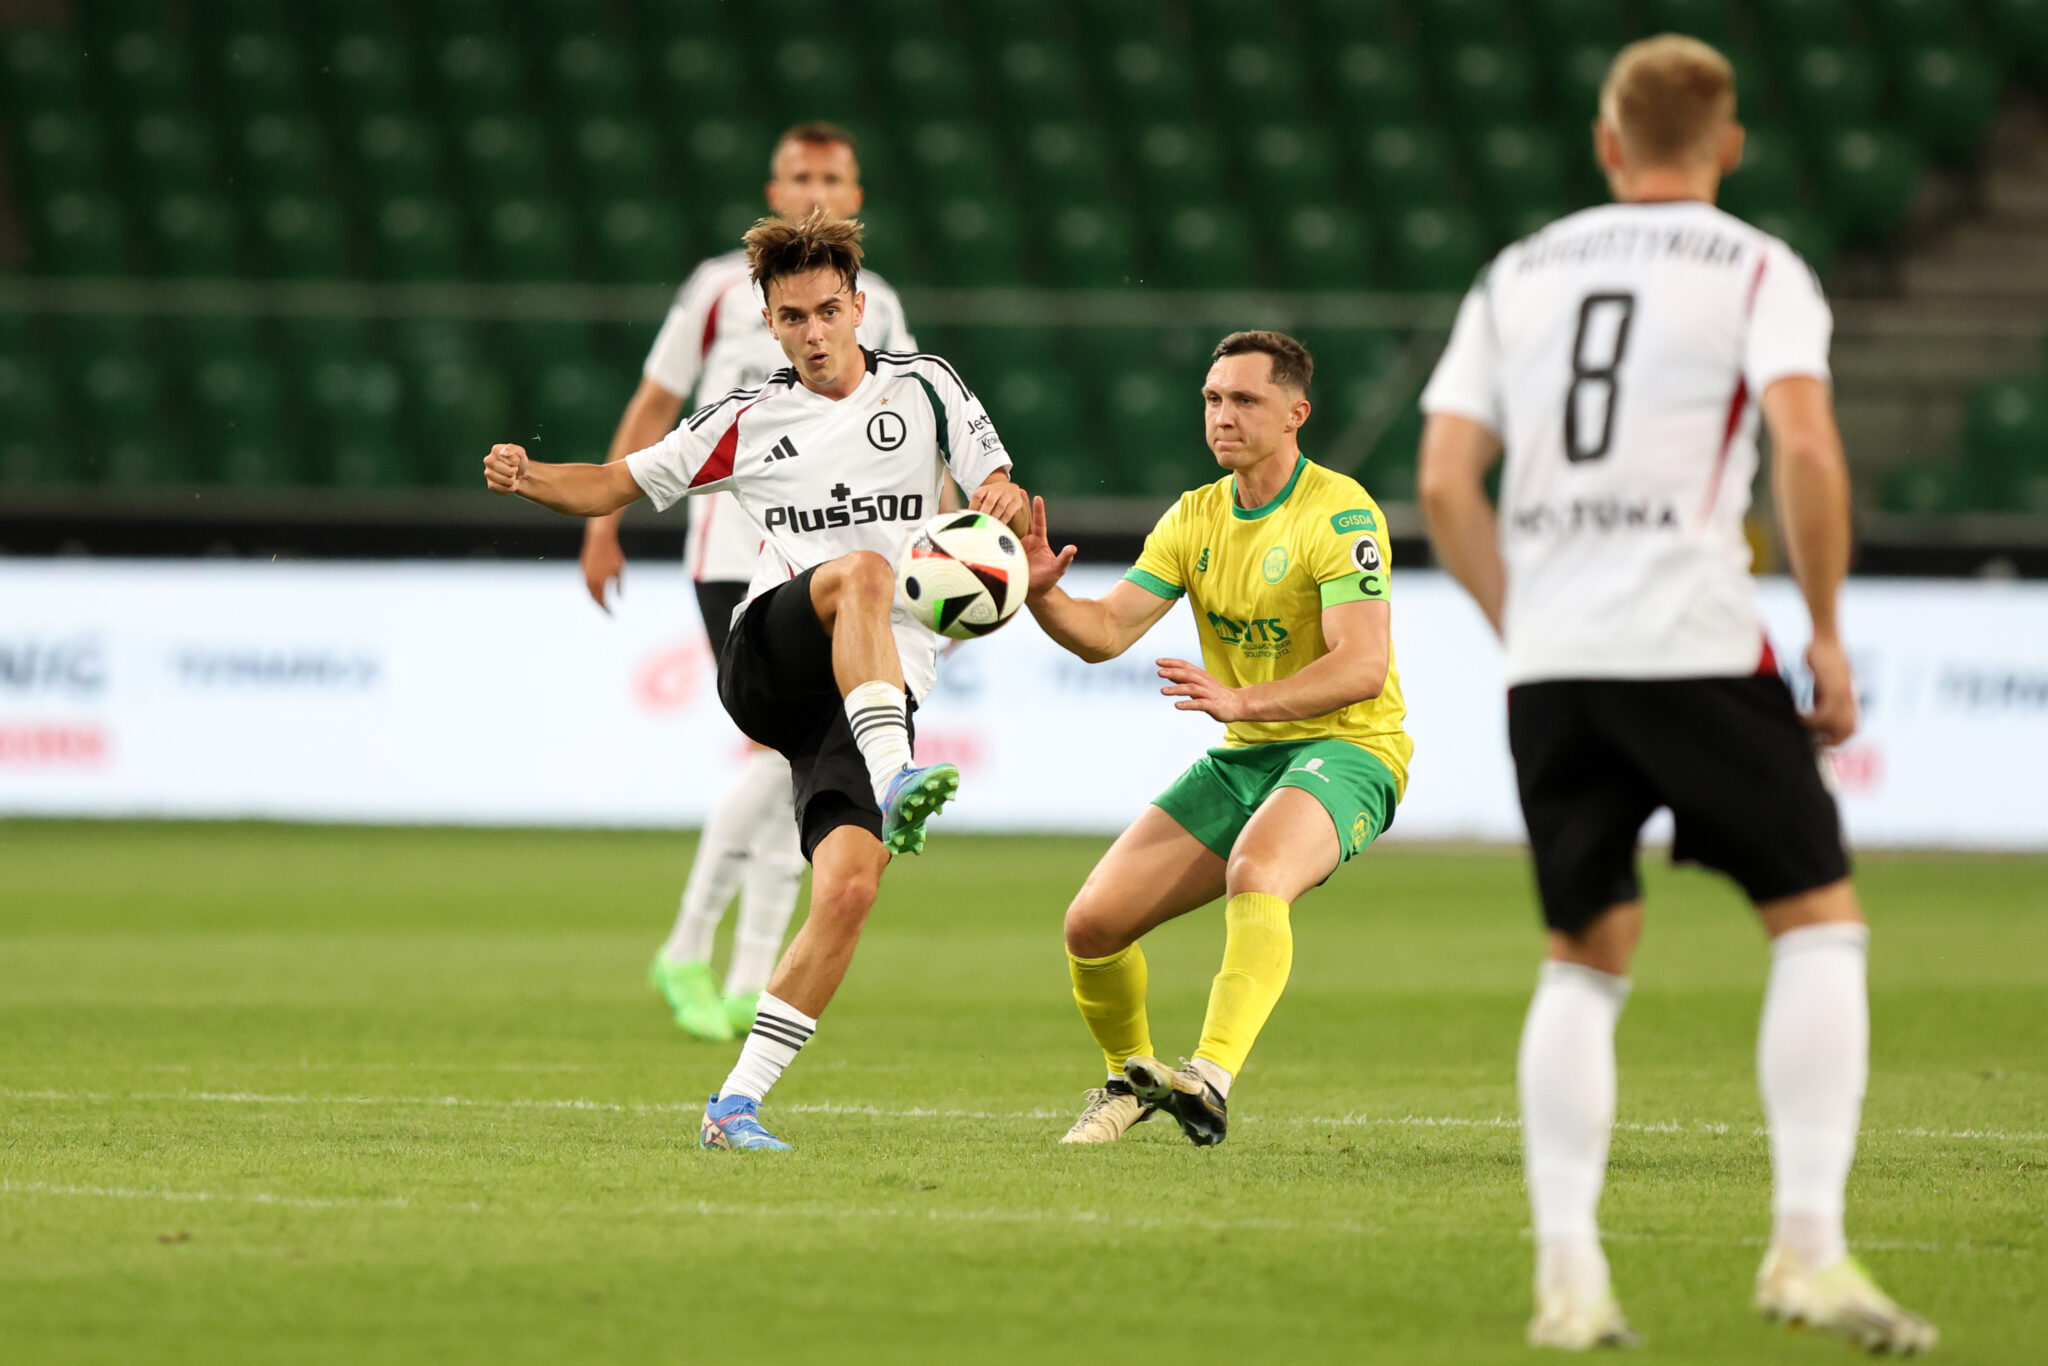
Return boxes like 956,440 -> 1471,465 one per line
744,207 -> 864,302
1212,330 -> 1314,394
1600,35 -> 1737,165
772,120 -> 860,171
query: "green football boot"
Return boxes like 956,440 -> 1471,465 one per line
647,955 -> 734,1041
722,991 -> 759,1034
880,762 -> 959,855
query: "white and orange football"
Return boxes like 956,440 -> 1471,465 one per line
895,512 -> 1029,640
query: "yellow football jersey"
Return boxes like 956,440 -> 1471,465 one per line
1125,455 -> 1412,794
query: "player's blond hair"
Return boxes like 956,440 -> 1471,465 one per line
744,206 -> 864,302
1599,35 -> 1737,166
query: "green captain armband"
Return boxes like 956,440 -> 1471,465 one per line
1320,570 -> 1389,607
1123,567 -> 1186,600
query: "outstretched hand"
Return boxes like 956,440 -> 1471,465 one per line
969,478 -> 1030,536
1158,657 -> 1246,723
1023,495 -> 1079,602
483,442 -> 528,496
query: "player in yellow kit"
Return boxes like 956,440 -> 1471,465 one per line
1023,331 -> 1411,1145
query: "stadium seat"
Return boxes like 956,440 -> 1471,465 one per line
1018,121 -> 1113,203
1328,44 -> 1426,123
2,28 -> 85,114
1638,0 -> 1738,43
1387,203 -> 1486,291
1897,46 -> 2000,160
1468,125 -> 1568,230
147,193 -> 239,276
0,435 -> 68,487
1751,0 -> 1853,46
885,39 -> 979,122
589,198 -> 688,283
1411,0 -> 1511,50
569,117 -> 660,197
216,31 -> 301,117
482,198 -> 576,281
1964,375 -> 2048,497
1868,0 -> 1965,44
238,114 -> 328,195
437,34 -> 523,115
982,364 -> 1089,490
1817,128 -> 1921,245
1782,46 -> 1882,130
1103,368 -> 1197,496
1879,461 -> 1979,514
1154,204 -> 1256,289
501,319 -> 597,374
703,196 -> 773,260
16,112 -> 106,192
528,0 -> 614,42
550,36 -> 637,115
1437,44 -> 1538,125
1749,208 -> 1834,275
906,121 -> 1005,203
1038,204 -> 1137,286
1100,40 -> 1197,121
373,196 -> 466,279
354,116 -> 444,194
1300,0 -> 1402,42
324,33 -> 415,119
1270,204 -> 1374,288
1187,0 -> 1292,39
1356,124 -> 1456,204
1210,42 -> 1309,120
51,314 -> 150,369
99,432 -> 201,488
104,30 -> 191,111
34,192 -> 128,275
1073,0 -> 1171,41
187,352 -> 285,454
527,359 -> 622,461
410,359 -> 512,486
1128,122 -> 1226,204
1552,45 -> 1616,131
868,0 -> 949,35
1241,124 -> 1341,211
127,112 -> 217,195
1720,124 -> 1805,219
1979,0 -> 2048,74
0,356 -> 62,445
418,0 -> 505,42
1524,0 -> 1627,48
993,41 -> 1086,121
459,117 -> 552,197
767,38 -> 863,112
305,356 -> 408,488
389,318 -> 479,369
650,38 -> 752,118
930,197 -> 1025,285
637,0 -> 731,39
681,118 -> 774,200
255,195 -> 349,277
73,352 -> 163,436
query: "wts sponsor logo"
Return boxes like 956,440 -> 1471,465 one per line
1207,613 -> 1289,647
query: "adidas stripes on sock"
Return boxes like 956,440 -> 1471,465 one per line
719,992 -> 817,1104
844,681 -> 913,805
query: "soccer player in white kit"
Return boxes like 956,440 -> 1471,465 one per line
1417,37 -> 1936,1355
486,210 -> 1027,1151
579,123 -> 917,1045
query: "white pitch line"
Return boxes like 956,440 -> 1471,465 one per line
3,1087 -> 2043,1145
0,1178 -> 419,1211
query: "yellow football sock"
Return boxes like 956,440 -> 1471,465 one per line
1068,943 -> 1152,1076
1195,892 -> 1294,1078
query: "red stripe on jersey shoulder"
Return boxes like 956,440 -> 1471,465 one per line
1699,254 -> 1774,522
699,293 -> 722,361
690,398 -> 762,490
1757,636 -> 1778,675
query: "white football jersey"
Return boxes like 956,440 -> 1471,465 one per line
1420,200 -> 1832,686
641,249 -> 917,583
625,349 -> 1009,700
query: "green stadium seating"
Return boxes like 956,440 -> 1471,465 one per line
163,313 -> 261,360
1817,127 -> 1921,244
202,0 -> 287,28
305,356 -> 407,488
972,0 -> 1066,44
1187,0 -> 1292,39
127,112 -> 217,194
1241,124 -> 1341,210
100,432 -> 200,487
1897,46 -> 2000,160
459,116 -> 552,196
1039,204 -> 1137,286
410,359 -> 512,485
1750,209 -> 1836,274
589,199 -> 688,283
1526,0 -> 1627,47
437,34 -> 523,115
389,319 -> 479,368
372,196 -> 466,279
1018,121 -> 1112,203
1720,125 -> 1805,219
1129,122 -> 1225,204
1328,44 -> 1426,123
2,29 -> 85,113
982,364 -> 1085,472
0,356 -> 62,443
51,314 -> 149,366
482,198 -> 576,281
147,193 -> 239,276
704,196 -> 771,258
1783,46 -> 1882,130
74,352 -> 162,436
1073,0 -> 1170,42
34,192 -> 128,274
216,32 -> 302,116
1102,368 -> 1195,496
885,39 -> 978,122
993,42 -> 1086,120
1211,42 -> 1309,120
767,38 -> 863,111
325,33 -> 415,118
906,121 -> 1004,202
1639,0 -> 1738,44
1468,125 -> 1568,231
1300,0 -> 1402,42
638,0 -> 729,40
1155,204 -> 1256,288
1868,0 -> 1965,44
1101,40 -> 1197,121
929,197 -> 1025,285
104,30 -> 191,110
550,36 -> 638,114
1412,0 -> 1511,50
868,0 -> 950,34
1553,44 -> 1615,130
1979,0 -> 2048,74
502,320 -> 597,372
681,118 -> 773,199
1752,0 -> 1854,45
1880,461 -> 1979,514
0,436 -> 67,487
1270,204 -> 1374,288
1388,203 -> 1487,290
569,117 -> 660,196
528,359 -> 621,460
1437,44 -> 1538,124
255,195 -> 349,277
419,0 -> 505,41
188,352 -> 285,453
16,112 -> 106,192
275,315 -> 373,364
1357,124 -> 1455,203
238,114 -> 327,194
651,38 -> 751,118
1964,375 -> 2048,497
529,0 -> 616,42
354,116 -> 444,194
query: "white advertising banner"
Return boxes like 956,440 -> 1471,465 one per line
2,561 -> 2045,847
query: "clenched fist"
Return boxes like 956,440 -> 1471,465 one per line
483,442 -> 528,495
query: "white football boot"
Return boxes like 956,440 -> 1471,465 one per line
1058,1079 -> 1155,1144
1754,1246 -> 1938,1355
1527,1289 -> 1642,1350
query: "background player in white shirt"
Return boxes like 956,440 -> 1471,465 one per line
485,211 -> 1027,1152
1417,37 -> 1935,1355
579,123 -> 917,1046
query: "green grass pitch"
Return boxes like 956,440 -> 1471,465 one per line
1,820 -> 2042,1364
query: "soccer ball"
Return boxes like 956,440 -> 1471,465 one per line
895,511 -> 1029,640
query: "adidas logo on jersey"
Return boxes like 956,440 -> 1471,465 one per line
765,435 -> 801,462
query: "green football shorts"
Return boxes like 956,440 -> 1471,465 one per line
1153,738 -> 1400,864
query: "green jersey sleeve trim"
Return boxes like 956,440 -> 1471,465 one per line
911,372 -> 951,463
1319,571 -> 1389,607
1124,567 -> 1186,600
1229,454 -> 1307,521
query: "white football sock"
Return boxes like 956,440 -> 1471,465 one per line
1760,922 -> 1869,1270
844,680 -> 912,804
719,992 -> 817,1103
723,789 -> 806,999
1190,1056 -> 1233,1099
659,748 -> 789,964
1519,960 -> 1630,1296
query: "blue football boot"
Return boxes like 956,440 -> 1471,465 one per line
699,1093 -> 791,1152
880,762 -> 959,855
